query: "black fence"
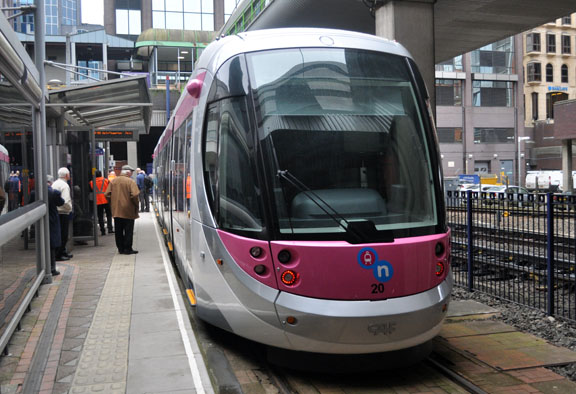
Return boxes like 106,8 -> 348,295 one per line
446,190 -> 576,321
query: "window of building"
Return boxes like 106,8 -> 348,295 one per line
473,128 -> 514,144
116,0 -> 142,36
546,92 -> 568,119
526,32 -> 541,52
45,0 -> 58,35
531,92 -> 538,121
224,0 -> 242,22
561,64 -> 569,83
62,0 -> 77,25
471,37 -> 515,74
472,80 -> 514,107
153,0 -> 214,31
562,35 -> 571,54
527,62 -> 541,82
435,79 -> 462,106
435,55 -> 463,72
547,33 -> 556,53
546,63 -> 554,82
437,128 -> 463,144
12,0 -> 35,33
563,15 -> 572,25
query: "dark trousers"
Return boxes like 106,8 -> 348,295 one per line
57,213 -> 69,257
139,191 -> 149,212
97,203 -> 113,232
50,247 -> 57,273
114,217 -> 135,253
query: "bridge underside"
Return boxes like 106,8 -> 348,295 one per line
245,0 -> 576,62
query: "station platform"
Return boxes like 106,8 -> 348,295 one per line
1,212 -> 576,393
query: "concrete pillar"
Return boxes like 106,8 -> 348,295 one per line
127,141 -> 138,174
71,42 -> 76,83
102,42 -> 108,81
375,0 -> 436,114
562,139 -> 573,193
65,34 -> 71,85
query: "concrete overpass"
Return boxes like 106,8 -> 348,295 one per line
225,0 -> 576,63
223,0 -> 576,109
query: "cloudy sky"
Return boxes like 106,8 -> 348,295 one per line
81,0 -> 103,25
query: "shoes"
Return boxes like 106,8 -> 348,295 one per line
108,229 -> 115,234
122,249 -> 139,255
62,252 -> 73,259
51,270 -> 60,276
56,256 -> 69,261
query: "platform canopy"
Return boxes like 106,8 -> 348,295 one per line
47,75 -> 152,133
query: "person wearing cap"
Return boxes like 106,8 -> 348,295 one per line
105,164 -> 140,255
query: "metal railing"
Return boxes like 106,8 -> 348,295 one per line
446,190 -> 576,321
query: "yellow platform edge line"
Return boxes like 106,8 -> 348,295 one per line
167,242 -> 173,251
186,289 -> 197,306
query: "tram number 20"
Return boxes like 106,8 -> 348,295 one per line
371,283 -> 385,294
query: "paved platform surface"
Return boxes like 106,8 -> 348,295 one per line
0,212 -> 213,394
1,213 -> 576,393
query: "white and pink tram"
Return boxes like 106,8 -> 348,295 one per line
153,28 -> 451,354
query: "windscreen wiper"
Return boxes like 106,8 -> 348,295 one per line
277,170 -> 392,244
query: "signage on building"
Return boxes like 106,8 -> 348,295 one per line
548,86 -> 568,92
94,130 -> 138,141
459,174 -> 480,184
3,131 -> 32,142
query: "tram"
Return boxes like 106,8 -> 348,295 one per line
153,28 -> 451,354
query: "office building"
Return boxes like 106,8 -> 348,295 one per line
436,36 -> 526,184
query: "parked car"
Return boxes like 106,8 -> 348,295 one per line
484,185 -> 532,206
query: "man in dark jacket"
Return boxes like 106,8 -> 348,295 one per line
105,165 -> 140,255
31,175 -> 64,275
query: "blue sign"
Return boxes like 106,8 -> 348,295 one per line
358,248 -> 394,283
548,86 -> 568,92
458,174 -> 480,184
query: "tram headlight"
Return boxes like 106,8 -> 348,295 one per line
250,246 -> 263,258
254,264 -> 266,275
281,270 -> 299,286
278,249 -> 291,264
435,242 -> 445,257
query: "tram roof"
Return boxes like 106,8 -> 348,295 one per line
47,75 -> 152,133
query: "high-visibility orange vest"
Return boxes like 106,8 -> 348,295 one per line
186,174 -> 191,199
90,177 -> 110,205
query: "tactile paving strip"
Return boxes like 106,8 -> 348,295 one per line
68,254 -> 135,394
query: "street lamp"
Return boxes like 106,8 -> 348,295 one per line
517,136 -> 531,186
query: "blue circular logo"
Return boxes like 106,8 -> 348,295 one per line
357,248 -> 394,283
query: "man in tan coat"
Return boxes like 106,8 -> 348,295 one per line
105,165 -> 140,254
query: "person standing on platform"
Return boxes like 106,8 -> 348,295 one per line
136,169 -> 150,212
52,167 -> 73,261
90,170 -> 114,236
105,165 -> 140,255
47,175 -> 64,275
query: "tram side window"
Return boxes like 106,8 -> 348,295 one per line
203,97 -> 263,233
161,147 -> 170,211
172,125 -> 186,214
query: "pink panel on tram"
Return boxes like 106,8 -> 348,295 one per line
218,230 -> 450,300
269,231 -> 450,300
218,231 -> 278,289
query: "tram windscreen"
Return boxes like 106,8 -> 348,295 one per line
246,48 -> 437,237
